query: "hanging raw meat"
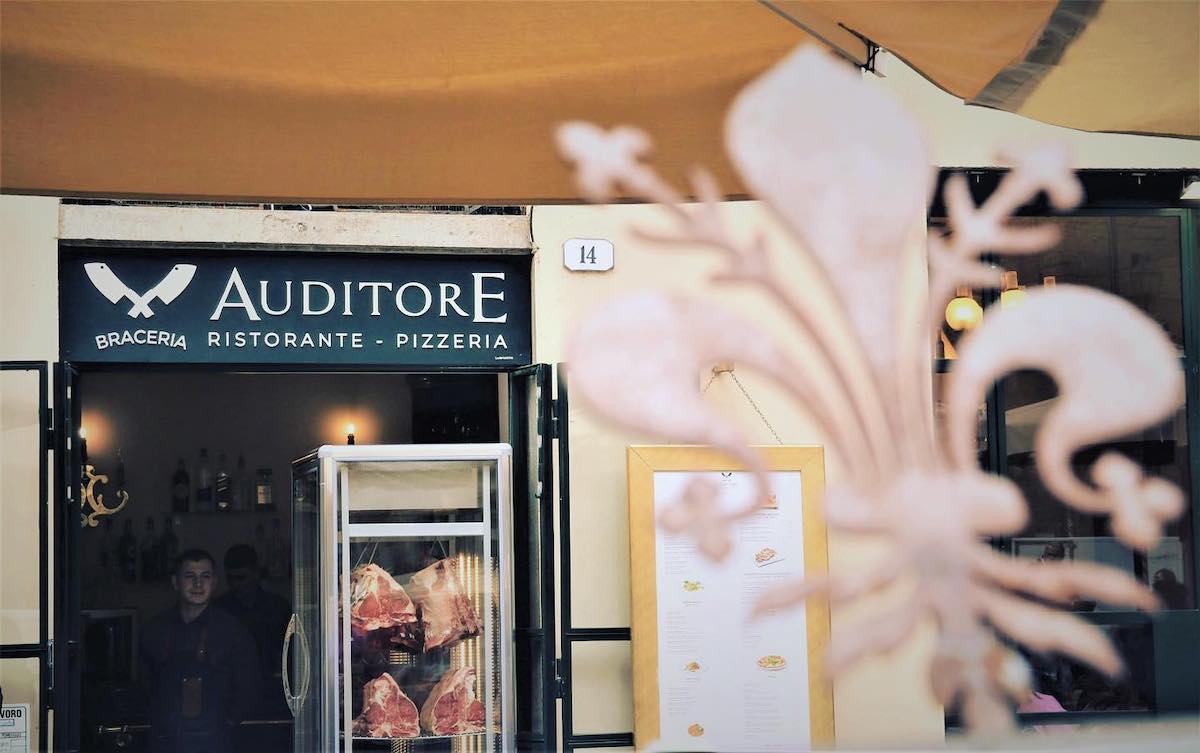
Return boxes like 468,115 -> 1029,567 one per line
352,673 -> 420,739
402,558 -> 482,651
350,563 -> 417,637
419,667 -> 486,735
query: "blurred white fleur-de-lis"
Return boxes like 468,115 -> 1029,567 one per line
556,46 -> 1185,734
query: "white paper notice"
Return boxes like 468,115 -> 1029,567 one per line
0,704 -> 30,753
653,471 -> 810,752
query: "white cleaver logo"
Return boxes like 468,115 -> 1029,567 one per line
84,263 -> 197,318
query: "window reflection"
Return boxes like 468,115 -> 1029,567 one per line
932,372 -> 987,469
1001,216 -> 1183,351
1021,624 -> 1156,714
1004,371 -> 1194,610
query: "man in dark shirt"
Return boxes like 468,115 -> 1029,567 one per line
140,549 -> 259,753
214,544 -> 291,709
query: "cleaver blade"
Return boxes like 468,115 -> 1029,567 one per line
84,263 -> 131,305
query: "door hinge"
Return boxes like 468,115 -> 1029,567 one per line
45,408 -> 55,448
553,657 -> 566,699
548,399 -> 561,440
45,639 -> 55,704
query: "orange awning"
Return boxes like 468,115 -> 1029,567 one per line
2,1 -> 1195,203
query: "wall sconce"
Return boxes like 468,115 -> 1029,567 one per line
346,423 -> 356,445
944,286 -> 983,331
79,427 -> 130,528
1000,271 -> 1026,308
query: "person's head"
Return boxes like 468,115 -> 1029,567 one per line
172,549 -> 216,608
1153,568 -> 1179,587
223,544 -> 261,600
1038,542 -> 1066,562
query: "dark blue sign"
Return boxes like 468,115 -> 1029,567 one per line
60,249 -> 531,366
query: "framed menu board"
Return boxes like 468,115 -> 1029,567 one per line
627,445 -> 833,750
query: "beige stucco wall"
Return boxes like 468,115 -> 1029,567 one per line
0,194 -> 59,752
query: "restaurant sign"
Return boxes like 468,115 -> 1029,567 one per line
60,250 -> 532,366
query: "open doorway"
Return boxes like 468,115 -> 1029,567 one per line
74,370 -> 500,752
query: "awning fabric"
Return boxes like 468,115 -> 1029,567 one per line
1,1 -> 1196,204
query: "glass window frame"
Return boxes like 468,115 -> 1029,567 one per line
934,204 -> 1200,727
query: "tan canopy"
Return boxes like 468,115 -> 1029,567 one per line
1,1 -> 1196,203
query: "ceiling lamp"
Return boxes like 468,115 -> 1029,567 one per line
945,287 -> 983,331
1000,271 -> 1026,308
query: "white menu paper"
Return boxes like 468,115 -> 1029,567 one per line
652,471 -> 811,752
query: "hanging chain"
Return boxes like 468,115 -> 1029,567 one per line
703,368 -> 784,445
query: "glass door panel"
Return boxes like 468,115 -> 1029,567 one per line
289,454 -> 326,751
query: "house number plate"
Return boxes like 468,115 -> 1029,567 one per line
563,238 -> 614,271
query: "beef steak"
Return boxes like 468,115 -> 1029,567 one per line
403,558 -> 482,651
350,563 -> 417,637
420,666 -> 486,735
352,673 -> 420,739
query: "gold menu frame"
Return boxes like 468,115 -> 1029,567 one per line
627,445 -> 834,748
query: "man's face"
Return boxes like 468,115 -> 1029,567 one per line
173,559 -> 216,607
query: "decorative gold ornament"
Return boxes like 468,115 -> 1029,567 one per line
81,463 -> 129,528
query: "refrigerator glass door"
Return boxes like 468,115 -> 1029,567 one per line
288,454 -> 327,750
303,445 -> 512,753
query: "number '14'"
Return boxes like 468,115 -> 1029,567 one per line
579,246 -> 597,264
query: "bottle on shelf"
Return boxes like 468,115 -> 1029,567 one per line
268,518 -> 288,579
232,454 -> 251,512
117,519 -> 138,583
215,453 -> 232,512
195,448 -> 214,512
140,517 -> 158,581
160,514 -> 180,577
254,467 -> 274,512
171,458 -> 191,513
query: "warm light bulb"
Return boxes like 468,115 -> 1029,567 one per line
1001,287 -> 1027,308
945,289 -> 982,331
78,426 -> 88,440
346,423 -> 356,435
1000,270 -> 1026,308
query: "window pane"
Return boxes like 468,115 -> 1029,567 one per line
933,372 -> 988,469
1004,371 -> 1194,610
0,658 -> 42,752
570,641 -> 634,735
1021,623 -> 1155,714
0,369 -> 42,646
1001,216 -> 1183,352
513,635 -> 544,736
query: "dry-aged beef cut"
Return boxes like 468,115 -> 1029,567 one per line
402,558 -> 482,651
352,673 -> 420,739
420,667 -> 486,735
350,563 -> 417,637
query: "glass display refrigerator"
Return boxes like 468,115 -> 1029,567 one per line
285,445 -> 514,753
